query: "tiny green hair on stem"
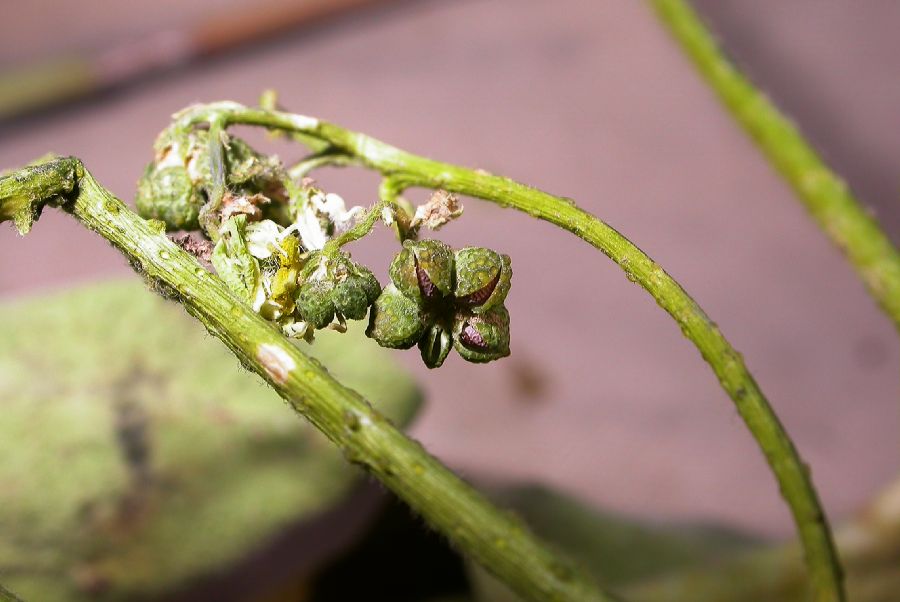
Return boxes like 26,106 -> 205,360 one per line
650,0 -> 900,335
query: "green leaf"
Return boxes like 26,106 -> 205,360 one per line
211,215 -> 260,304
469,485 -> 760,602
0,280 -> 422,601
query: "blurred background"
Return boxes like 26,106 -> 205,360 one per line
1,0 -> 898,599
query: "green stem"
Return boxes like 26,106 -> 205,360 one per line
650,0 -> 900,333
200,117 -> 227,240
288,149 -> 357,181
175,101 -> 845,602
0,158 -> 620,602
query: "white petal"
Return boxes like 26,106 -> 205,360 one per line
246,220 -> 283,259
295,210 -> 328,251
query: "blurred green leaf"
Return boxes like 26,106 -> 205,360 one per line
0,279 -> 421,601
469,484 -> 761,602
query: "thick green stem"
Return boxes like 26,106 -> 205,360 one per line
175,101 -> 845,602
0,158 -> 619,602
650,0 -> 900,333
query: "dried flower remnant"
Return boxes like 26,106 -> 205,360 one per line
410,190 -> 463,232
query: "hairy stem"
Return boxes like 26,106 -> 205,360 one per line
174,100 -> 845,601
650,0 -> 900,333
0,158 -> 620,602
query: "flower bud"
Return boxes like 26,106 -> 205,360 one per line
136,127 -> 210,230
418,323 -> 453,369
453,304 -> 511,363
366,285 -> 427,349
453,247 -> 511,313
296,281 -> 335,329
389,239 -> 454,305
295,252 -> 381,329
135,125 -> 286,233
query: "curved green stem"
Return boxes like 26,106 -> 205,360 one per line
288,149 -> 357,181
0,158 -> 620,602
199,117 -> 227,240
175,100 -> 845,602
650,0 -> 900,333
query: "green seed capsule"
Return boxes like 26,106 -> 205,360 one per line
389,239 -> 454,305
418,323 -> 453,369
454,247 -> 511,313
366,285 -> 427,349
453,304 -> 511,363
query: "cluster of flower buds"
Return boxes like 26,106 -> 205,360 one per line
136,123 -> 513,367
367,240 -> 511,368
135,125 -> 286,232
210,186 -> 378,340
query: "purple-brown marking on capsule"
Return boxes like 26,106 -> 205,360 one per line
459,323 -> 488,350
415,258 -> 440,300
457,271 -> 500,307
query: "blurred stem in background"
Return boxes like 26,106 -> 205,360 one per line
650,0 -> 900,333
0,583 -> 22,602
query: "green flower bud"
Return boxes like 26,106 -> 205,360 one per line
136,127 -> 210,231
389,239 -> 454,305
295,252 -> 381,329
453,304 -> 510,364
333,278 -> 370,320
366,284 -> 427,349
453,247 -> 512,313
418,323 -> 453,369
135,125 -> 287,232
296,280 -> 335,329
136,164 -> 204,231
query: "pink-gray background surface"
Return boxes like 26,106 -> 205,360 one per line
1,0 -> 897,538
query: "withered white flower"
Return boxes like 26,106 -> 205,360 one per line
295,191 -> 364,251
245,220 -> 285,259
